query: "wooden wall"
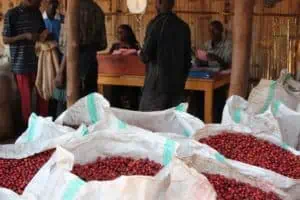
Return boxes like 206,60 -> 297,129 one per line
1,0 -> 300,85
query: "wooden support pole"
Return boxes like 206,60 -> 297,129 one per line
229,0 -> 255,97
66,0 -> 80,107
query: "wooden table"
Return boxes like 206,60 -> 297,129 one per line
98,73 -> 231,123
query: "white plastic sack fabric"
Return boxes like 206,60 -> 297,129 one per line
15,113 -> 86,144
222,96 -> 282,140
248,70 -> 300,114
55,93 -> 149,134
0,126 -> 87,160
111,103 -> 204,137
23,132 -> 216,200
193,124 -> 300,198
55,93 -> 110,127
56,93 -> 204,137
271,100 -> 300,150
0,188 -> 25,200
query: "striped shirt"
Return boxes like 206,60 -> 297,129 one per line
2,4 -> 45,74
204,38 -> 232,68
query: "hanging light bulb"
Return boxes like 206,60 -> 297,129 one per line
127,0 -> 147,14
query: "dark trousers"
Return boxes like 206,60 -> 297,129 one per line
48,99 -> 66,119
187,85 -> 228,123
110,86 -> 140,110
80,66 -> 98,97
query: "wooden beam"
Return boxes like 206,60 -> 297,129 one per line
66,0 -> 80,107
229,0 -> 255,97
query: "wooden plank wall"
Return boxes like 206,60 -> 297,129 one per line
1,0 -> 300,84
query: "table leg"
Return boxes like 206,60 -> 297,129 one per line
204,89 -> 214,123
98,84 -> 104,94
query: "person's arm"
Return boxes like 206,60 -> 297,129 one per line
109,43 -> 118,54
55,55 -> 66,88
37,10 -> 47,42
2,11 -> 36,44
140,21 -> 157,64
3,34 -> 32,44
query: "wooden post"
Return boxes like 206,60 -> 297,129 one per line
229,0 -> 255,97
296,41 -> 300,81
66,0 -> 80,107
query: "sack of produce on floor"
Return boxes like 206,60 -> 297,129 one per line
23,132 -> 216,200
0,122 -> 89,196
222,96 -> 281,139
111,103 -> 204,137
154,133 -> 290,199
194,124 -> 300,199
248,69 -> 300,114
222,95 -> 300,150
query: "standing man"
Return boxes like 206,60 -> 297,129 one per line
43,0 -> 64,44
43,0 -> 65,118
139,0 -> 192,111
2,0 -> 48,124
58,0 -> 107,97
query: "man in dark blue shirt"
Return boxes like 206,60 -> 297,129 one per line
2,0 -> 48,124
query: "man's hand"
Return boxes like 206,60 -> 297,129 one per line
22,33 -> 39,41
39,30 -> 49,42
55,72 -> 65,89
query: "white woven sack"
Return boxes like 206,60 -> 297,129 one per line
193,125 -> 300,199
22,132 -> 216,200
111,103 -> 204,138
248,70 -> 300,114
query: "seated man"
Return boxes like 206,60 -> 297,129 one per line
188,21 -> 232,122
197,20 -> 232,69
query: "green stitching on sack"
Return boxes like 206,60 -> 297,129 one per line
280,142 -> 289,150
271,100 -> 282,117
82,125 -> 89,136
62,177 -> 85,200
175,103 -> 186,112
233,108 -> 242,123
215,153 -> 226,163
260,81 -> 277,113
183,129 -> 192,137
283,74 -> 292,83
118,119 -> 127,129
27,113 -> 38,142
87,94 -> 99,124
163,139 -> 176,166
